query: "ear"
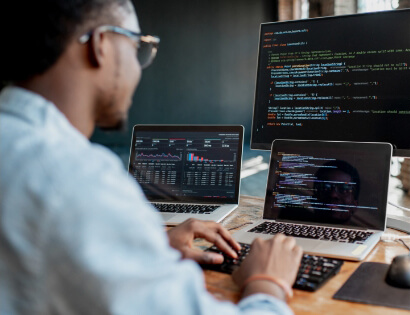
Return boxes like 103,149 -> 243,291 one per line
87,29 -> 108,67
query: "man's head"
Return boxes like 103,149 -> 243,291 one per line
2,1 -> 130,81
314,160 -> 361,202
1,0 -> 158,135
313,160 -> 361,222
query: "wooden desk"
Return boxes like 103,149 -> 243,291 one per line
203,194 -> 410,314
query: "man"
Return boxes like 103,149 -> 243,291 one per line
0,1 -> 302,314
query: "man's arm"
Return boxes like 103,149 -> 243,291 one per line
46,148 -> 299,314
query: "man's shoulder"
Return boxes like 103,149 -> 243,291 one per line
0,96 -> 148,218
2,123 -> 134,200
40,137 -> 128,189
2,129 -> 152,223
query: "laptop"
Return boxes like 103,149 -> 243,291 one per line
128,125 -> 244,225
233,139 -> 392,261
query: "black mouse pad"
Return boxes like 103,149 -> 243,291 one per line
333,262 -> 410,310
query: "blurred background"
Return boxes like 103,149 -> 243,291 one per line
92,0 -> 410,196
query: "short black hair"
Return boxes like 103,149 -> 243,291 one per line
0,0 -> 130,84
314,159 -> 361,200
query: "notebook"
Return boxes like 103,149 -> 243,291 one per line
233,139 -> 392,261
128,125 -> 244,225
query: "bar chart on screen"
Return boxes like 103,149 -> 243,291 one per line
187,152 -> 236,163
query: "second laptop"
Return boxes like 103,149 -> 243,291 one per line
233,139 -> 392,261
128,125 -> 244,225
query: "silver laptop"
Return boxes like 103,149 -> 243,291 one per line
128,125 -> 244,225
233,139 -> 392,261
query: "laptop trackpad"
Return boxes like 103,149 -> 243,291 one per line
315,242 -> 359,254
295,238 -> 322,251
160,213 -> 177,221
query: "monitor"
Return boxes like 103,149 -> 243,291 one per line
251,9 -> 410,156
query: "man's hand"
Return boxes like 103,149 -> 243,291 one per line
167,218 -> 241,264
232,234 -> 303,300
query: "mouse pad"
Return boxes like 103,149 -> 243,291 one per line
333,262 -> 410,310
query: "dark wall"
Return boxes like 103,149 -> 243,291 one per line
91,0 -> 277,148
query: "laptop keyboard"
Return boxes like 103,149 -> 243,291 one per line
201,243 -> 344,292
152,203 -> 218,214
248,222 -> 373,244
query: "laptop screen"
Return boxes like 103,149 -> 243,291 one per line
128,125 -> 243,204
264,140 -> 392,230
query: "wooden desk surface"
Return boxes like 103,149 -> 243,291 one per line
203,194 -> 410,315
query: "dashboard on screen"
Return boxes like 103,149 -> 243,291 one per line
128,125 -> 243,203
251,9 -> 410,156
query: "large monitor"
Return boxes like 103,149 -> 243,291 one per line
251,9 -> 410,156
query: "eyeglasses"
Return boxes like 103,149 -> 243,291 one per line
79,25 -> 160,69
316,182 -> 355,195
